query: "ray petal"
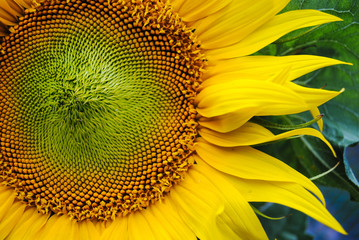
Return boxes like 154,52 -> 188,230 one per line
192,0 -> 289,49
36,215 -> 77,240
207,10 -> 342,59
231,177 -> 346,235
199,122 -> 335,155
196,80 -> 307,117
6,207 -> 50,240
170,0 -> 232,22
169,165 -> 267,240
195,139 -> 325,204
146,200 -> 197,240
0,201 -> 26,240
204,55 -> 347,81
101,218 -> 128,240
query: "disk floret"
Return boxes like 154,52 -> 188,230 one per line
0,0 -> 205,221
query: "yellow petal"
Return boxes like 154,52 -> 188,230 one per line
196,79 -> 307,117
6,207 -> 50,240
147,200 -> 197,240
207,10 -> 342,59
195,139 -> 325,204
232,178 -> 346,235
170,165 -> 267,240
15,0 -> 34,9
36,215 -> 77,240
311,107 -> 323,132
198,105 -> 261,133
0,0 -> 24,17
0,6 -> 18,26
0,185 -> 16,222
0,201 -> 26,240
199,122 -> 336,156
169,176 -> 223,240
192,0 -> 289,49
193,161 -> 268,240
288,82 -> 344,108
204,55 -> 347,81
128,212 -> 157,240
101,218 -> 128,240
76,220 -> 101,240
170,0 -> 232,22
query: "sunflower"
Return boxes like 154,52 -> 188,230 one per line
0,0 -> 349,239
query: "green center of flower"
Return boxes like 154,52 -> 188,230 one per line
0,0 -> 204,221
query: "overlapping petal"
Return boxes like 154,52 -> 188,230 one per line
206,10 -> 342,60
195,139 -> 325,204
203,55 -> 348,81
199,122 -> 335,156
5,207 -> 50,240
231,177 -> 346,235
169,0 -> 232,22
169,162 -> 267,240
192,0 -> 289,49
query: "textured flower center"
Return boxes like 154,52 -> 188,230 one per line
0,0 -> 204,221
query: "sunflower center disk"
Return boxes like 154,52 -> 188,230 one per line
0,0 -> 204,221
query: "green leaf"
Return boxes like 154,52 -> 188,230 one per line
343,142 -> 359,187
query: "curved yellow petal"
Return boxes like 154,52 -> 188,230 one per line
288,82 -> 344,107
232,178 -> 346,235
1,0 -> 25,17
198,105 -> 261,133
192,0 -> 289,49
193,162 -> 268,240
14,0 -> 33,8
195,139 -> 325,204
170,164 -> 267,240
199,122 -> 335,156
101,218 -> 128,240
311,107 -> 323,131
0,185 -> 16,222
207,10 -> 342,59
127,203 -> 195,240
6,207 -> 50,240
0,7 -> 18,26
128,212 -> 157,240
204,55 -> 347,81
76,220 -> 102,240
0,201 -> 26,240
197,77 -> 342,118
196,79 -> 307,117
170,0 -> 232,22
169,181 -> 223,240
36,215 -> 77,240
147,200 -> 197,240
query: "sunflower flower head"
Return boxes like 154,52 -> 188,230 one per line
0,0 -> 349,239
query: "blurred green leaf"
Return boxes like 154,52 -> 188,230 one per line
343,142 -> 359,187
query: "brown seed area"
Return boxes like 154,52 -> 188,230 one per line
0,0 -> 204,221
